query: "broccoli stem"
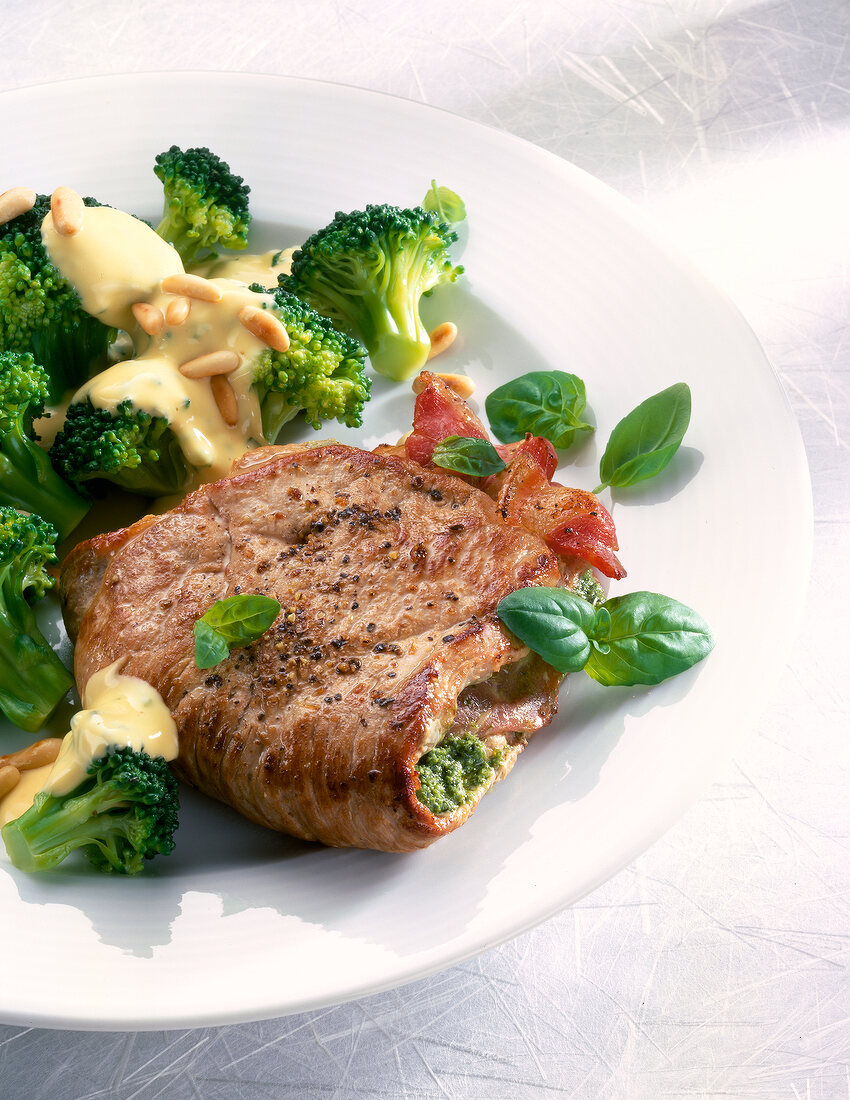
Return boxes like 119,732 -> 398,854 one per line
0,611 -> 74,731
0,781 -> 138,872
154,215 -> 198,267
0,427 -> 89,540
257,393 -> 299,444
359,245 -> 437,381
323,277 -> 430,383
367,329 -> 431,382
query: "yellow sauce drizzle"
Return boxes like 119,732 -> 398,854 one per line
42,204 -> 295,487
0,663 -> 178,828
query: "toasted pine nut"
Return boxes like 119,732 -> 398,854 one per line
412,368 -> 474,400
210,374 -> 239,426
131,302 -> 165,336
427,321 -> 458,361
0,765 -> 20,800
51,186 -> 85,237
437,372 -> 475,398
0,737 -> 63,772
161,273 -> 223,303
238,305 -> 290,353
0,187 -> 36,225
411,372 -> 434,395
179,349 -> 241,379
165,296 -> 191,326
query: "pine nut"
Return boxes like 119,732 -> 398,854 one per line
412,369 -> 475,399
0,737 -> 63,772
131,302 -> 165,336
440,372 -> 475,399
0,765 -> 20,800
179,350 -> 241,379
0,187 -> 36,225
238,305 -> 290,353
161,273 -> 222,303
51,186 -> 85,237
427,321 -> 458,361
165,296 -> 191,326
211,374 -> 239,426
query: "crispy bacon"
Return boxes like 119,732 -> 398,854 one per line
407,374 -> 557,479
492,454 -> 626,579
405,372 -> 488,467
400,371 -> 625,579
494,434 -> 558,480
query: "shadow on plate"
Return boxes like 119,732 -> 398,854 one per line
4,667 -> 697,960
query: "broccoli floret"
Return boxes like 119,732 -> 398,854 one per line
154,145 -> 251,266
51,398 -> 193,498
51,289 -> 371,495
0,195 -> 114,400
0,352 -> 90,539
251,285 -> 371,438
285,204 -> 463,382
0,507 -> 73,731
2,746 -> 179,874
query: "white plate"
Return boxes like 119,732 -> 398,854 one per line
0,73 -> 811,1030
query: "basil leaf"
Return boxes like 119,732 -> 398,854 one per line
485,371 -> 592,449
193,621 -> 230,670
595,382 -> 691,492
432,435 -> 506,477
194,593 -> 281,668
585,591 -> 714,686
422,181 -> 466,224
496,587 -> 597,674
498,585 -> 713,688
200,593 -> 281,645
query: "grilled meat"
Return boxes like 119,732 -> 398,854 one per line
61,444 -> 563,851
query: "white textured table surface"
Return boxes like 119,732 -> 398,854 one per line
1,2 -> 848,1097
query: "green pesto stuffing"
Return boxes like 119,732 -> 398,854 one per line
415,734 -> 504,815
573,568 -> 605,607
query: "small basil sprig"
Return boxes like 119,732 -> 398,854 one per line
485,370 -> 592,449
594,382 -> 691,493
422,181 -> 466,224
432,435 -> 506,477
497,585 -> 713,686
496,588 -> 597,673
193,594 -> 281,669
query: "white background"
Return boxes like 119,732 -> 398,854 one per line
1,2 -> 848,1096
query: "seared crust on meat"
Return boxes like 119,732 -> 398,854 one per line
62,445 -> 563,851
61,514 -> 158,641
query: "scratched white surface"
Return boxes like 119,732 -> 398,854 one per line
1,2 -> 848,1097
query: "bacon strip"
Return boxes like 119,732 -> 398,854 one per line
400,371 -> 625,579
491,454 -> 625,579
494,435 -> 558,480
405,371 -> 489,467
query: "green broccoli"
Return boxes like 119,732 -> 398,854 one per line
284,204 -> 463,382
2,745 -> 179,874
252,285 -> 371,438
0,507 -> 74,731
50,398 -> 193,498
0,194 -> 114,401
154,145 -> 251,266
0,351 -> 90,539
51,290 -> 371,497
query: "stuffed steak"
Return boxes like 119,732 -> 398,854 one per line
60,443 -> 564,852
